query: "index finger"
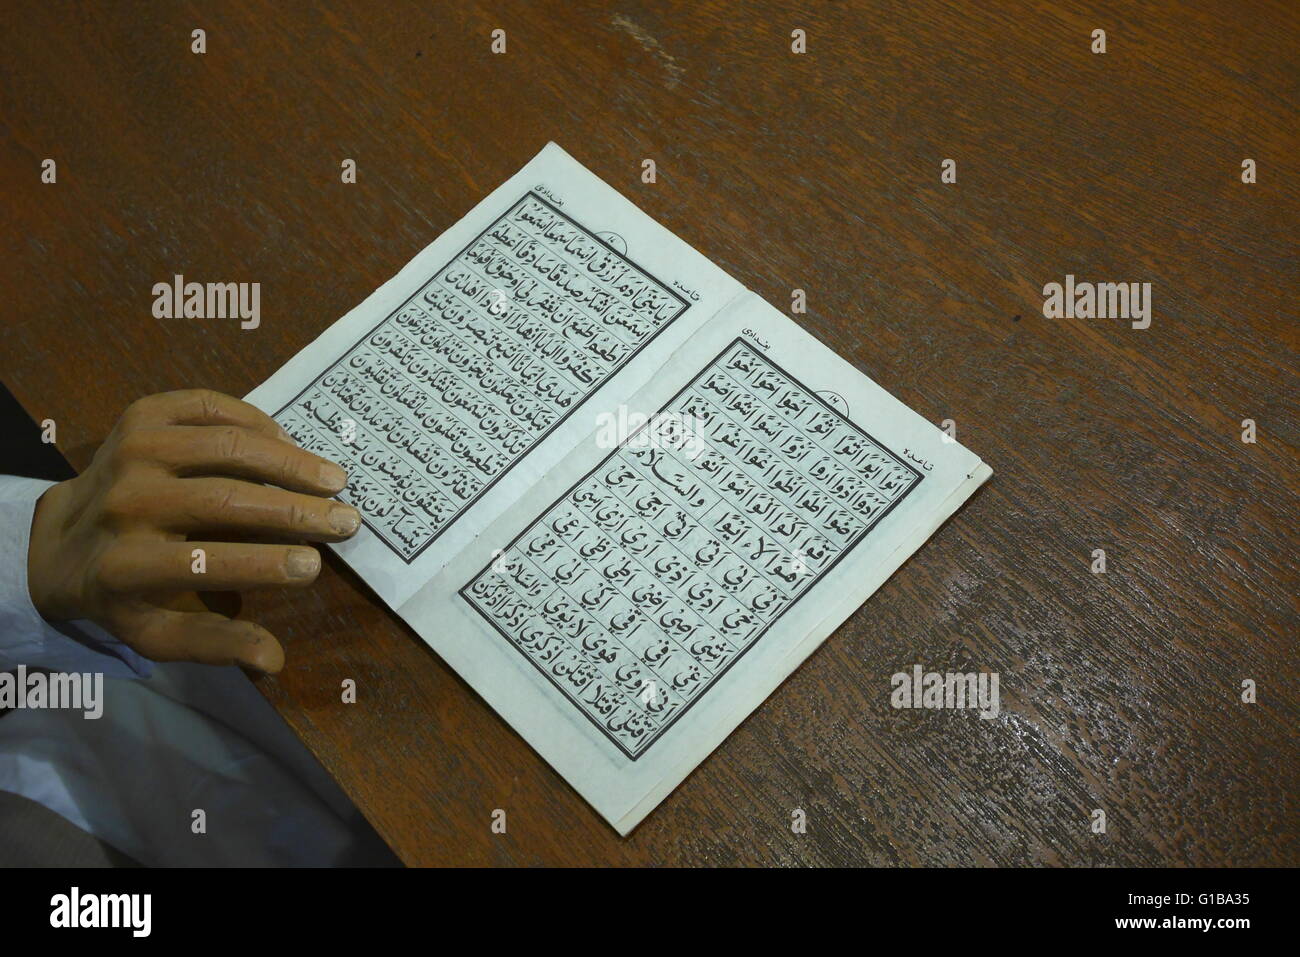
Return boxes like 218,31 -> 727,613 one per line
145,426 -> 348,496
123,389 -> 289,442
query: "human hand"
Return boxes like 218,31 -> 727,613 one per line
26,389 -> 360,674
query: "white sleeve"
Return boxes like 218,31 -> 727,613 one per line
0,476 -> 153,678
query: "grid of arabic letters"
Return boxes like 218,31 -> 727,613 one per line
462,339 -> 922,758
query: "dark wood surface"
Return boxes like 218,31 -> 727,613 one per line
1,0 -> 1295,866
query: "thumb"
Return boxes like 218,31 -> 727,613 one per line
110,602 -> 286,674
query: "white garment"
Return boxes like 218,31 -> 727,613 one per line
0,476 -> 395,866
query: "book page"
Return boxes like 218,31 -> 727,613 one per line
245,143 -> 744,608
398,293 -> 991,833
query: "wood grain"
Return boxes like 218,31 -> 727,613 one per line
1,0 -> 1295,866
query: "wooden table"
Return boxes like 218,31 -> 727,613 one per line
2,0 -> 1295,866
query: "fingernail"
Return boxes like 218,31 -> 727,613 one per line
286,548 -> 320,579
319,461 -> 348,491
330,504 -> 361,536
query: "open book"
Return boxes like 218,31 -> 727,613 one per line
246,143 -> 991,835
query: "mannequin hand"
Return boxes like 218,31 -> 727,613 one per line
26,389 -> 359,674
